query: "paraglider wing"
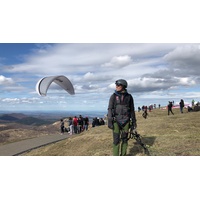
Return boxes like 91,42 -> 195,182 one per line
36,75 -> 75,96
53,76 -> 75,95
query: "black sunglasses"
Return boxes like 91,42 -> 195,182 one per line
116,83 -> 123,87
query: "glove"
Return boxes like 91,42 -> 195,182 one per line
108,118 -> 113,129
133,122 -> 137,129
130,121 -> 137,130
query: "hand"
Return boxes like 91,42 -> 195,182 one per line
131,122 -> 137,130
108,119 -> 113,129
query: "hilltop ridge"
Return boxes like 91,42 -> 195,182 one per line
1,108 -> 200,156
23,108 -> 200,156
0,113 -> 58,125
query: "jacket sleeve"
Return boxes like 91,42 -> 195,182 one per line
107,94 -> 115,129
107,94 -> 115,119
130,95 -> 137,123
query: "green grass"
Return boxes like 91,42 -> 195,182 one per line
23,108 -> 200,156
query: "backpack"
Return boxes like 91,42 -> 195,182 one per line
112,93 -> 132,126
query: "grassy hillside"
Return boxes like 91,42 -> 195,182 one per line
23,107 -> 200,156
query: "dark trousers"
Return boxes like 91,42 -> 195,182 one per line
168,109 -> 174,115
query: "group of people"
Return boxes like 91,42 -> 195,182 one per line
188,99 -> 200,112
60,115 -> 106,135
191,99 -> 200,107
168,99 -> 200,114
138,104 -> 161,119
92,117 -> 105,127
167,99 -> 185,115
138,104 -> 161,112
60,115 -> 89,135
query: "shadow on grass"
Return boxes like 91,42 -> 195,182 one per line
127,136 -> 156,156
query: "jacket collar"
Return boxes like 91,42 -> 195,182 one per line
114,89 -> 127,96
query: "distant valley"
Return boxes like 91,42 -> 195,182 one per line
0,112 -> 62,145
0,113 -> 54,126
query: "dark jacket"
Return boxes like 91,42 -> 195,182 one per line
179,100 -> 184,108
107,90 -> 136,127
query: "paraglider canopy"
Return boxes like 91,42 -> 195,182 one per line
36,75 -> 75,96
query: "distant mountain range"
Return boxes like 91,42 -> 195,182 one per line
0,110 -> 107,127
0,113 -> 53,126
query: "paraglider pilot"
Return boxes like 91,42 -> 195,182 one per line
107,79 -> 137,156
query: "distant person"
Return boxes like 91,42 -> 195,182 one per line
179,99 -> 184,113
142,105 -> 144,111
96,117 -> 100,126
78,115 -> 83,133
60,119 -> 65,135
192,99 -> 195,107
73,116 -> 78,134
68,117 -> 73,135
187,106 -> 193,112
107,79 -> 137,156
142,105 -> 148,119
142,109 -> 148,119
84,116 -> 89,131
99,118 -> 105,125
158,104 -> 161,109
167,101 -> 174,115
148,105 -> 152,112
92,118 -> 96,127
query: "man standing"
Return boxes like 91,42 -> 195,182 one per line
73,116 -> 78,134
107,79 -> 137,156
167,101 -> 174,115
179,99 -> 184,113
60,119 -> 65,135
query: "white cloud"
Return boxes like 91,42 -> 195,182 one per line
3,44 -> 176,75
177,77 -> 196,86
1,98 -> 20,103
0,75 -> 27,93
164,44 -> 200,62
0,75 -> 14,85
102,55 -> 133,68
83,72 -> 94,80
164,44 -> 200,73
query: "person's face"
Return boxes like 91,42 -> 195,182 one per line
116,84 -> 123,92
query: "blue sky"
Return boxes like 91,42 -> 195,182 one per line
0,43 -> 200,112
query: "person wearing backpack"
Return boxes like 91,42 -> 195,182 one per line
179,99 -> 185,113
107,79 -> 137,156
167,101 -> 174,115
